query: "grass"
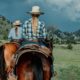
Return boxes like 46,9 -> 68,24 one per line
53,44 -> 80,80
0,40 -> 9,45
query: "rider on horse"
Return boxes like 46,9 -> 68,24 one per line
8,20 -> 23,44
22,5 -> 54,76
22,5 -> 46,45
7,20 -> 23,79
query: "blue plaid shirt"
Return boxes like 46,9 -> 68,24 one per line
22,19 -> 47,40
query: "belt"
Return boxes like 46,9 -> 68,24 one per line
30,40 -> 38,42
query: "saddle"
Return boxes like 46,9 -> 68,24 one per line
3,41 -> 53,68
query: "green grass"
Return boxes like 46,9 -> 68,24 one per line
53,44 -> 80,80
0,40 -> 9,45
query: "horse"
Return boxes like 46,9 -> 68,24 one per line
0,42 -> 19,80
14,43 -> 52,80
0,42 -> 53,80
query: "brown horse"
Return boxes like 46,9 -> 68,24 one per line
0,42 -> 19,80
15,52 -> 51,80
14,44 -> 52,80
0,42 -> 52,80
4,42 -> 19,73
16,54 -> 34,80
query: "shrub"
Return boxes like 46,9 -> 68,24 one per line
67,43 -> 73,50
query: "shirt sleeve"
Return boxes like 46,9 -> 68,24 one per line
22,21 -> 28,38
41,22 -> 47,39
8,29 -> 13,40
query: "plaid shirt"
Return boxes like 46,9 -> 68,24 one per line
22,19 -> 47,40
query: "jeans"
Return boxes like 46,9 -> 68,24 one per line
22,40 -> 46,47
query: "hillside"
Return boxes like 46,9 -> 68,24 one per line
0,15 -> 12,39
47,26 -> 80,44
73,29 -> 80,37
0,15 -> 80,42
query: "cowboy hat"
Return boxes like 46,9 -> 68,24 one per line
27,6 -> 44,15
13,20 -> 22,26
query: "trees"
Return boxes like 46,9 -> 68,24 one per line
0,15 -> 12,40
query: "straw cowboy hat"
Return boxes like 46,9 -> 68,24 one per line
13,20 -> 22,26
27,6 -> 44,15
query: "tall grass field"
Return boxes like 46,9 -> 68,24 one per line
53,44 -> 80,80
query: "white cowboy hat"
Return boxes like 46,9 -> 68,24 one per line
27,6 -> 44,15
13,20 -> 22,26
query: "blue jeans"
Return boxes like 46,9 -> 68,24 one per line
22,40 -> 46,47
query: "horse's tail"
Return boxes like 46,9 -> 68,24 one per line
31,56 -> 43,80
0,45 -> 7,80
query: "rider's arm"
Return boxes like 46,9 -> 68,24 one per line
8,29 -> 13,41
38,22 -> 47,43
22,21 -> 28,39
41,22 -> 47,39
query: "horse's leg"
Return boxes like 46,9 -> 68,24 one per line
17,61 -> 33,80
24,67 -> 33,80
42,58 -> 51,80
44,65 -> 51,80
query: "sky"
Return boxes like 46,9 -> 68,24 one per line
0,0 -> 80,32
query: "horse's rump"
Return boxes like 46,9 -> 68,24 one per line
14,44 -> 52,80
